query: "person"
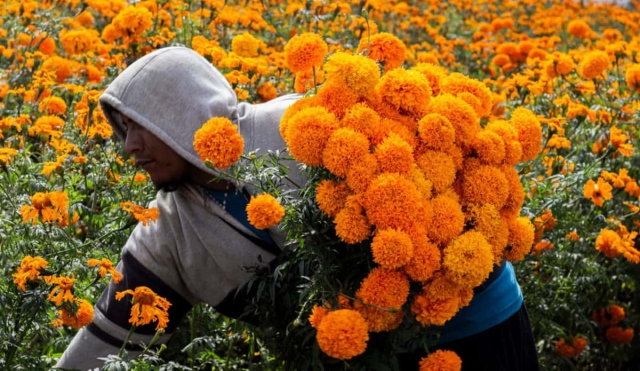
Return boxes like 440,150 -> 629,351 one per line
56,46 -> 539,371
55,46 -> 301,369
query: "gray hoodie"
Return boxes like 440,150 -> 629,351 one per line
56,47 -> 300,370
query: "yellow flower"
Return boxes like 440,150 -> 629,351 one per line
411,272 -> 472,326
579,50 -> 610,80
294,68 -> 324,94
46,275 -> 76,307
342,103 -> 385,145
625,64 -> 640,92
52,298 -> 94,329
112,6 -> 153,38
285,106 -> 339,166
59,28 -> 99,55
12,256 -> 49,291
357,32 -> 406,72
315,180 -> 351,218
116,286 -> 171,330
0,147 -> 17,165
284,32 -> 328,73
509,107 -> 542,162
279,96 -> 318,143
419,350 -> 462,371
323,52 -> 380,97
120,201 -> 160,226
316,309 -> 369,360
28,115 -> 65,137
231,32 -> 261,58
443,231 -> 494,289
193,117 -> 244,170
246,193 -> 285,230
323,128 -> 370,178
87,258 -> 123,284
38,96 -> 67,115
309,304 -> 329,329
356,267 -> 410,312
376,68 -> 431,118
316,80 -> 359,119
567,19 -> 592,38
501,165 -> 525,216
256,81 -> 277,102
20,190 -> 70,226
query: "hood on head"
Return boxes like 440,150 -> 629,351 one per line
99,46 -> 238,177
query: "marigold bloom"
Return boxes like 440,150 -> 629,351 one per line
256,81 -> 277,102
315,180 -> 352,218
112,6 -> 153,38
429,94 -> 480,150
309,304 -> 329,329
38,96 -> 67,115
284,33 -> 328,73
29,115 -> 65,137
20,190 -> 70,226
53,298 -> 94,329
46,276 -> 76,307
418,113 -> 456,152
316,309 -> 369,360
323,128 -> 370,178
419,350 -> 462,371
0,148 -> 18,165
60,28 -> 99,55
441,73 -> 493,118
246,194 -> 285,230
346,153 -> 379,193
364,173 -> 424,231
567,19 -> 592,38
376,68 -> 431,118
404,229 -> 440,282
428,196 -> 465,246
231,32 -> 261,58
443,232 -> 494,289
566,231 -> 580,241
485,120 -> 522,165
279,96 -> 318,143
323,52 -> 380,97
464,203 -> 504,261
41,57 -> 73,83
579,51 -> 610,80
510,107 -> 542,162
503,217 -> 535,262
120,201 -> 160,226
416,151 -> 456,194
472,130 -> 505,165
492,54 -> 511,67
595,229 -> 624,258
193,117 -> 244,170
411,272 -> 471,326
38,37 -> 56,55
116,286 -> 171,330
460,165 -> 509,209
406,166 -> 433,201
371,229 -> 414,269
592,304 -> 625,327
87,258 -> 123,284
411,63 -> 448,96
606,327 -> 634,344
583,178 -> 613,207
294,68 -> 324,94
357,32 -> 406,72
356,267 -> 410,313
609,126 -> 634,157
316,80 -> 359,119
555,337 -> 587,358
342,103 -> 384,145
12,256 -> 49,291
545,53 -> 576,79
625,64 -> 640,92
374,134 -> 413,174
501,166 -> 525,216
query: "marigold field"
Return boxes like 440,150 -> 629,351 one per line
1,0 -> 639,370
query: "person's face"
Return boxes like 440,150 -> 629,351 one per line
122,115 -> 191,191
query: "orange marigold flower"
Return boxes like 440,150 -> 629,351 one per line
460,164 -> 509,209
404,229 -> 440,282
284,32 -> 328,73
371,229 -> 414,269
429,94 -> 480,150
60,28 -> 99,55
193,117 -> 244,170
353,300 -> 404,333
316,80 -> 359,119
323,128 -> 370,178
46,275 -> 76,307
53,298 -> 94,329
595,229 -> 623,259
41,57 -> 73,83
346,153 -> 379,193
555,337 -> 587,358
503,217 -> 535,262
112,6 -> 153,38
20,190 -> 70,226
428,195 -> 465,246
609,126 -> 634,157
443,231 -> 494,289
472,130 -> 505,165
323,52 -> 380,97
316,180 -> 351,218
342,103 -> 385,145
12,256 -> 49,291
501,165 -> 525,216
29,115 -> 65,137
533,240 -> 554,255
120,201 -> 160,226
419,350 -> 462,371
510,107 -> 542,162
246,193 -> 285,230
279,96 -> 318,143
485,120 -> 522,165
356,267 -> 410,311
316,309 -> 369,360
411,272 -> 472,326
464,203 -> 504,261
335,207 -> 372,244
406,165 -> 434,200
416,151 -> 456,195
357,32 -> 406,72
0,148 -> 18,165
410,63 -> 448,96
38,37 -> 56,55
492,54 -> 511,67
625,64 -> 640,92
116,286 -> 171,330
309,304 -> 329,329
545,53 -> 575,78
440,73 -> 493,118
364,173 -> 424,231
87,258 -> 123,284
38,96 -> 67,115
583,178 -> 613,207
294,68 -> 324,94
376,68 -> 431,118
567,19 -> 592,39
606,327 -> 634,344
231,32 -> 261,58
566,231 -> 580,241
418,113 -> 456,152
256,81 -> 278,102
374,134 -> 413,174
579,51 -> 610,80
592,304 -> 625,327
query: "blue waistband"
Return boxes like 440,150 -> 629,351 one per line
433,262 -> 523,344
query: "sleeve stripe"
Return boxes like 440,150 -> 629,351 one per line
86,323 -> 146,351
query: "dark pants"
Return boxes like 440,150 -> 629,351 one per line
398,303 -> 540,371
